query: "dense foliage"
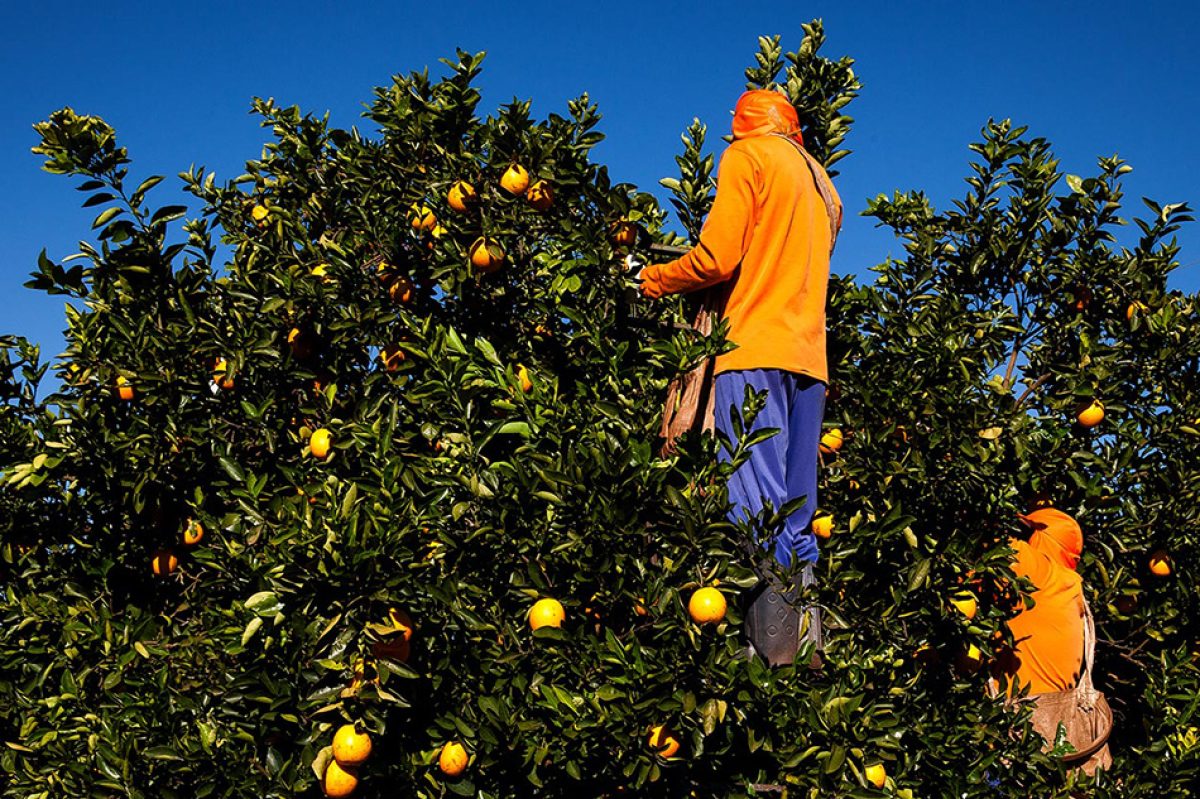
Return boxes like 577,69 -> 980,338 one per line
3,20 -> 1198,798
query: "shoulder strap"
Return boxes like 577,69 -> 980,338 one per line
1075,597 -> 1098,701
772,134 -> 843,255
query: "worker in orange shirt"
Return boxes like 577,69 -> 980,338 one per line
1003,508 -> 1086,694
638,89 -> 841,665
997,507 -> 1111,773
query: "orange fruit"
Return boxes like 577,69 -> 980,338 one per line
499,164 -> 530,196
323,759 -> 359,798
1149,550 -> 1172,577
182,519 -> 204,546
151,549 -> 178,576
310,428 -> 332,460
381,346 -> 405,372
385,608 -> 415,642
1126,300 -> 1148,321
526,180 -> 554,211
611,221 -> 637,247
634,597 -> 649,617
529,598 -> 565,630
1075,399 -> 1104,428
115,375 -> 135,401
955,643 -> 983,674
818,428 -> 844,454
469,238 -> 505,273
388,275 -> 414,304
647,724 -> 680,758
288,327 -> 315,359
811,512 -> 833,540
250,204 -> 269,223
864,762 -> 887,788
372,638 -> 411,663
410,204 -> 436,231
211,357 -> 235,391
447,180 -> 478,212
376,260 -> 396,286
332,724 -> 372,767
1070,286 -> 1092,312
438,741 -> 469,777
688,586 -> 726,625
517,364 -> 533,393
950,591 -> 977,620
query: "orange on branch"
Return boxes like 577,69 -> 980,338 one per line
310,428 -> 332,460
688,586 -> 726,625
811,512 -> 833,540
151,549 -> 178,577
410,203 -> 436,231
322,759 -> 359,798
1149,550 -> 1172,577
1075,399 -> 1104,428
864,762 -> 887,788
526,179 -> 554,211
182,519 -> 204,546
529,598 -> 565,630
469,238 -> 504,273
332,724 -> 372,767
115,375 -> 134,401
438,741 -> 469,777
611,221 -> 637,247
647,724 -> 681,758
819,427 -> 844,454
447,180 -> 478,212
499,163 -> 530,196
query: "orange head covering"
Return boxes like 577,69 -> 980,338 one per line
732,90 -> 803,145
1019,508 -> 1084,570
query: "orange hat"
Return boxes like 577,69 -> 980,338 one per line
1019,508 -> 1083,570
731,90 -> 803,145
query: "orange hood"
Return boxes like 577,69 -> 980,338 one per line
732,90 -> 803,145
1019,508 -> 1084,570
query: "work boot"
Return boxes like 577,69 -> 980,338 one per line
745,564 -> 823,669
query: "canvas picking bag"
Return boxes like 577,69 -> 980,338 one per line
1021,600 -> 1114,774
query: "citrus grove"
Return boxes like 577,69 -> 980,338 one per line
2,21 -> 1199,798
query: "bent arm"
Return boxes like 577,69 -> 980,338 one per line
640,147 -> 757,298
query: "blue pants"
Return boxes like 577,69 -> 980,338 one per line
714,369 -> 825,567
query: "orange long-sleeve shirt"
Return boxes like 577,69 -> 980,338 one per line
640,134 -> 839,382
1004,538 -> 1085,695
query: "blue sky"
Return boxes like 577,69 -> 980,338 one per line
2,1 -> 1198,362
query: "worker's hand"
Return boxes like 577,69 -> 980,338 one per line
623,254 -> 643,274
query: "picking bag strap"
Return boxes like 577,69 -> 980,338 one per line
1075,598 -> 1099,704
773,134 -> 843,254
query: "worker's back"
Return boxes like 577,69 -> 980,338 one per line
1005,537 -> 1085,694
715,134 -> 835,381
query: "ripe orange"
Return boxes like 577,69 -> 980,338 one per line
388,275 -> 414,304
634,597 -> 649,617
116,375 -> 135,401
211,357 -> 234,391
250,204 -> 269,223
529,598 -> 565,630
864,762 -> 887,788
447,180 -> 477,212
438,741 -> 469,777
332,724 -> 372,767
288,327 -> 315,360
386,608 -> 415,642
955,643 -> 983,674
1075,399 -> 1104,428
381,346 -> 405,372
647,724 -> 681,758
372,638 -> 411,663
950,591 -> 977,620
688,586 -> 726,625
323,759 -> 359,798
526,180 -> 554,211
1070,286 -> 1092,312
611,221 -> 637,247
811,512 -> 833,540
376,260 -> 396,286
469,238 -> 505,273
499,164 -> 530,196
1149,550 -> 1172,577
410,203 -> 436,231
517,364 -> 533,393
151,549 -> 178,576
1126,300 -> 1148,321
182,519 -> 204,546
310,428 -> 332,460
818,428 -> 844,454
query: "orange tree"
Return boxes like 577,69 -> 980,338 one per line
3,20 -> 1199,798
